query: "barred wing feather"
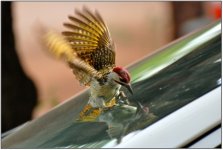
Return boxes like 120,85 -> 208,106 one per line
62,7 -> 116,75
43,31 -> 102,86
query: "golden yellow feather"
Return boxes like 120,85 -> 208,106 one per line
43,31 -> 76,62
40,7 -> 116,85
42,29 -> 102,86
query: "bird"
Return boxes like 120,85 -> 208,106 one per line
42,7 -> 134,110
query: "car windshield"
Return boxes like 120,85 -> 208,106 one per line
130,32 -> 221,121
2,21 -> 221,149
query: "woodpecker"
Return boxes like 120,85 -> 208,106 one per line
43,7 -> 133,109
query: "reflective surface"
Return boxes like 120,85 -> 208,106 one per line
130,33 -> 221,121
2,21 -> 221,148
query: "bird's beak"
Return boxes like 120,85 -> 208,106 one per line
114,80 -> 133,95
124,83 -> 133,95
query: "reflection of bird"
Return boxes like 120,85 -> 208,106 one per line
98,104 -> 157,143
43,7 -> 133,108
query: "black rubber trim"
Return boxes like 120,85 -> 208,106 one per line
182,124 -> 221,148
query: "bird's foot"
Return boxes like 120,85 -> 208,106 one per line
117,91 -> 130,105
77,104 -> 102,122
102,105 -> 117,112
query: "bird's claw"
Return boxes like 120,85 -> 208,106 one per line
102,105 -> 116,112
117,91 -> 130,105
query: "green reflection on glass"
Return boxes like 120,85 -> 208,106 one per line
130,22 -> 221,83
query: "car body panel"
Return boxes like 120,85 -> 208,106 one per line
2,21 -> 221,148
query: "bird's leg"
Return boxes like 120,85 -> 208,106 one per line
116,91 -> 130,105
102,97 -> 117,112
117,91 -> 149,115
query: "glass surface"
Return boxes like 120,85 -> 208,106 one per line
2,22 -> 221,148
54,26 -> 221,149
130,34 -> 221,121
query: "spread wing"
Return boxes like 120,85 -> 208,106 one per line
62,7 -> 116,75
43,31 -> 102,86
42,7 -> 115,86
